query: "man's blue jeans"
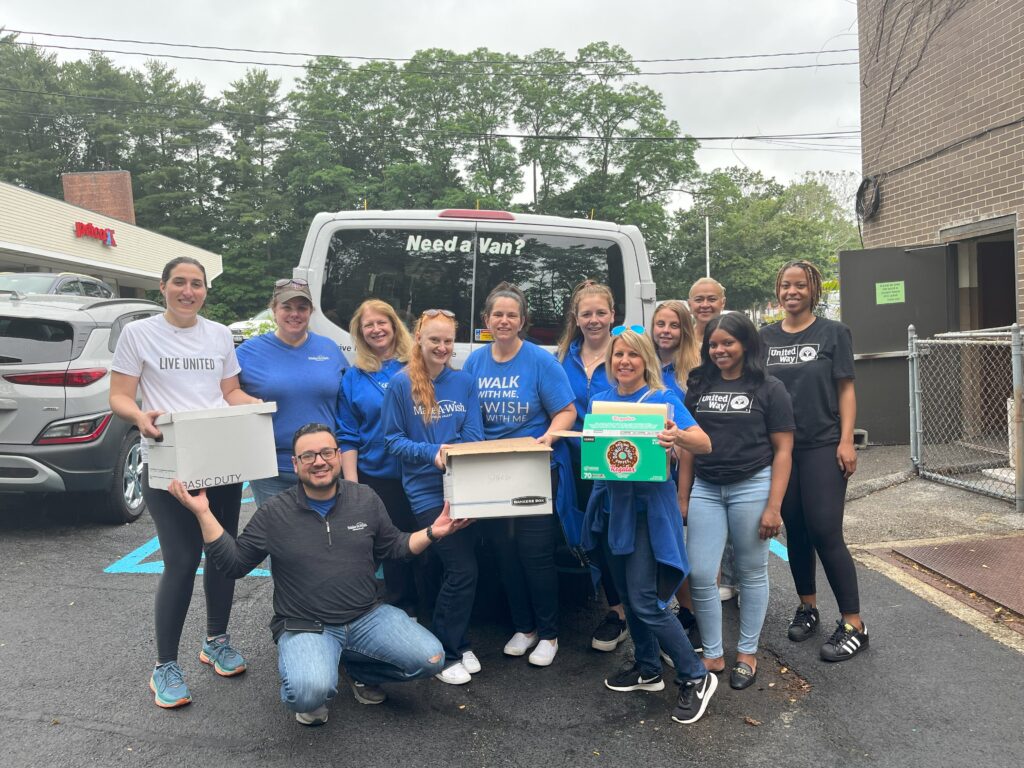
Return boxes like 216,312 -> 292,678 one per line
687,467 -> 772,659
250,471 -> 299,508
277,603 -> 444,713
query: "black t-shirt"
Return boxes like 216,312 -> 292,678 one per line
685,374 -> 794,485
759,317 -> 855,449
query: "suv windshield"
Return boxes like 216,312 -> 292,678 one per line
321,228 -> 626,344
0,316 -> 74,364
0,275 -> 57,294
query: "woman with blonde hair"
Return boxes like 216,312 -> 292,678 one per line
338,299 -> 421,613
583,328 -> 718,725
650,300 -> 700,399
557,279 -> 628,652
382,309 -> 484,685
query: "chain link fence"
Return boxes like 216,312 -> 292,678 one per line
909,325 -> 1024,511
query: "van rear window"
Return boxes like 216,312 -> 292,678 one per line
321,228 -> 626,344
0,317 -> 74,364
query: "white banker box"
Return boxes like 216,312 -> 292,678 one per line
444,437 -> 552,519
147,402 -> 278,491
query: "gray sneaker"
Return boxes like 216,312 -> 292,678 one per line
295,705 -> 329,725
350,679 -> 387,704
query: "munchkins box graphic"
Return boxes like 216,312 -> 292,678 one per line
580,411 -> 669,482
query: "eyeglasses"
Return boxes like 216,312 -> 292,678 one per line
423,309 -> 456,319
611,324 -> 645,336
275,278 -> 309,288
295,447 -> 339,465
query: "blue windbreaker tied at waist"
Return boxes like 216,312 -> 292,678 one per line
581,478 -> 689,606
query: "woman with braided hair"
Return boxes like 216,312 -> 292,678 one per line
759,260 -> 868,662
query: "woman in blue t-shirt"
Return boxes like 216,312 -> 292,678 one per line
237,279 -> 347,507
680,313 -> 794,691
555,279 -> 628,653
338,299 -> 424,613
382,309 -> 484,686
650,299 -> 700,400
583,328 -> 718,726
463,283 -> 578,668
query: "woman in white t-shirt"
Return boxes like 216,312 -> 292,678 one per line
110,257 -> 260,710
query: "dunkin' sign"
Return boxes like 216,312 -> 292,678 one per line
74,221 -> 117,247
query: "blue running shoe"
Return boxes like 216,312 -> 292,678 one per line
200,634 -> 247,677
150,662 -> 191,709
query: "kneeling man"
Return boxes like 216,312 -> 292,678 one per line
169,422 -> 468,725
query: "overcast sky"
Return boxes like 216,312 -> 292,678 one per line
3,0 -> 863,199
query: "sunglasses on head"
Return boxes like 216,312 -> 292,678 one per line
423,309 -> 456,319
611,324 -> 645,336
274,278 -> 309,288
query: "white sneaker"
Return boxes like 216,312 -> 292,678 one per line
435,662 -> 472,685
528,638 -> 558,667
462,650 -> 482,674
503,631 -> 539,657
295,705 -> 329,726
719,585 -> 737,602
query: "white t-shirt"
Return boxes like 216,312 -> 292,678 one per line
111,313 -> 241,458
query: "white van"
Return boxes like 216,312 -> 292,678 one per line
294,208 -> 657,364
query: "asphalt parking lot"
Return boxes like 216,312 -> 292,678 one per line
2,484 -> 1023,768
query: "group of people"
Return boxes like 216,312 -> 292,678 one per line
109,255 -> 868,729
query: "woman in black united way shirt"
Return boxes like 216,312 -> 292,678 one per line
680,313 -> 794,690
759,260 -> 869,663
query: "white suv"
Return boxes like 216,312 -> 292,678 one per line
0,293 -> 162,522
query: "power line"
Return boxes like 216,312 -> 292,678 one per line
1,39 -> 859,79
0,88 -> 861,143
4,28 -> 858,66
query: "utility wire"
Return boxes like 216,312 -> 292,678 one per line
0,88 -> 861,143
4,28 -> 858,66
1,39 -> 859,79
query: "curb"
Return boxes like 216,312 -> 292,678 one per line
846,469 -> 916,502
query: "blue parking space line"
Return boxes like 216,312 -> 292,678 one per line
770,539 -> 789,562
104,536 -> 270,577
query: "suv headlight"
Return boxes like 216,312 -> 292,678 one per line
36,412 -> 113,445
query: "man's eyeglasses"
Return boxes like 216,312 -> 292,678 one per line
611,324 -> 645,336
423,309 -> 456,319
275,278 -> 309,288
295,447 -> 339,465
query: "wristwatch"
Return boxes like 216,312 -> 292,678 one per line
426,525 -> 440,542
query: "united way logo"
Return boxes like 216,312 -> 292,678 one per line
696,392 -> 753,414
767,343 -> 820,366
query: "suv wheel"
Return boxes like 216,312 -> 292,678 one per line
92,430 -> 146,524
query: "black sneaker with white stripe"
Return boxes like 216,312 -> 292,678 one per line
604,664 -> 665,692
820,620 -> 869,662
671,673 -> 718,724
787,602 -> 820,642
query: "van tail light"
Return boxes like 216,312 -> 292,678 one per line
439,209 -> 515,221
35,412 -> 113,445
3,368 -> 108,387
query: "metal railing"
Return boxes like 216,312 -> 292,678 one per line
908,324 -> 1024,512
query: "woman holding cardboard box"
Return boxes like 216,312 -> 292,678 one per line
679,313 -> 794,690
463,283 -> 579,668
110,256 -> 261,709
382,308 -> 484,685
236,279 -> 347,507
583,328 -> 718,725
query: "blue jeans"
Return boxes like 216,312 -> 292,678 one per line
606,512 -> 707,683
277,603 -> 444,713
687,467 -> 771,658
417,506 -> 478,664
250,471 -> 299,507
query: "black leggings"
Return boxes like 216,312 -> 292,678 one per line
143,467 -> 242,664
781,443 -> 860,615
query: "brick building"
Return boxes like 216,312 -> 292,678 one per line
856,0 -> 1023,327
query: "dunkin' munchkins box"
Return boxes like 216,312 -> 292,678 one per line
579,401 -> 672,482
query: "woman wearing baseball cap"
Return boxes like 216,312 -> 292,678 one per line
237,278 -> 348,506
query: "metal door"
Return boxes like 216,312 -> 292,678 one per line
838,244 -> 957,443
